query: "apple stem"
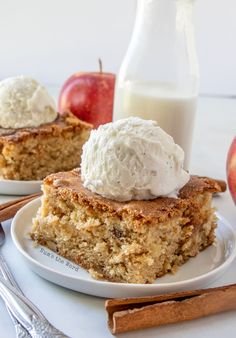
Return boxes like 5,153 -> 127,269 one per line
99,58 -> 103,73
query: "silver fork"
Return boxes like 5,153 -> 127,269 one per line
0,222 -> 31,337
0,222 -> 69,338
0,223 -> 31,338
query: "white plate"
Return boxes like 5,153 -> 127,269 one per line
11,198 -> 236,298
0,179 -> 42,195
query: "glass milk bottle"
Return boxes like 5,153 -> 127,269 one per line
113,0 -> 199,168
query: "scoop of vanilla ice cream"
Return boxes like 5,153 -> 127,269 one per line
0,76 -> 57,128
81,117 -> 190,201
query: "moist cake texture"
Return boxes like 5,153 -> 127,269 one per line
31,170 -> 223,284
0,112 -> 91,180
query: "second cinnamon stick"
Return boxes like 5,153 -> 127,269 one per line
0,192 -> 42,222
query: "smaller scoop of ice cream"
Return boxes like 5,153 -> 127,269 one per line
81,117 -> 190,202
0,76 -> 57,128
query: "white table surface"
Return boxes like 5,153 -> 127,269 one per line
0,96 -> 236,338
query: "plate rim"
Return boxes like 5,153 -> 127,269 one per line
11,197 -> 236,289
0,178 -> 42,195
0,178 -> 42,184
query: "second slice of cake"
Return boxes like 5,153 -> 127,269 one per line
0,76 -> 92,181
0,112 -> 91,180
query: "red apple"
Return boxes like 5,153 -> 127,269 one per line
226,136 -> 236,204
58,61 -> 115,128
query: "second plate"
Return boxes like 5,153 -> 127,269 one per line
0,179 -> 42,195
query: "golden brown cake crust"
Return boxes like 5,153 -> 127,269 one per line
44,170 -> 223,222
0,112 -> 91,144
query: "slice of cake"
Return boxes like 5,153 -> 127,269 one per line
31,169 -> 224,284
0,112 -> 91,180
0,75 -> 92,181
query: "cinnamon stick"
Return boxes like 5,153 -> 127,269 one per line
0,192 -> 42,221
214,179 -> 227,192
203,177 -> 227,192
105,284 -> 236,334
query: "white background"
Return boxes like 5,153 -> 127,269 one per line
0,2 -> 236,337
0,0 -> 235,96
